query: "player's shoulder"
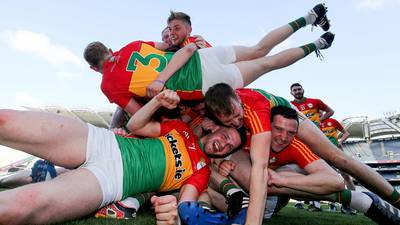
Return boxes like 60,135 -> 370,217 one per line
290,138 -> 310,151
237,88 -> 269,103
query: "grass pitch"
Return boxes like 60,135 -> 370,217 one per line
57,203 -> 376,225
0,188 -> 376,224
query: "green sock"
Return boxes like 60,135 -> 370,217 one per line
288,17 -> 306,32
390,190 -> 400,207
300,43 -> 317,56
335,189 -> 352,206
219,179 -> 239,197
199,201 -> 212,209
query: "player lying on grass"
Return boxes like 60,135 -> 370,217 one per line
207,106 -> 400,225
154,106 -> 400,225
0,90 -> 244,225
204,83 -> 400,225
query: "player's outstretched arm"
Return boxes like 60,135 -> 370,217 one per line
147,43 -> 198,98
127,90 -> 179,137
246,132 -> 271,225
268,160 -> 345,195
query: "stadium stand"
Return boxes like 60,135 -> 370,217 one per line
22,106 -> 113,128
342,113 -> 400,191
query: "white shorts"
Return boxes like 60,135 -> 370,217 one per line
199,46 -> 244,94
80,124 -> 124,208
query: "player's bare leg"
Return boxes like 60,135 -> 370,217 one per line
296,116 -> 400,207
0,168 -> 102,224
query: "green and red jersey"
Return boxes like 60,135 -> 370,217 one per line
236,88 -> 291,151
320,118 -> 345,147
115,120 -> 210,199
101,41 -> 203,108
291,98 -> 329,126
269,138 -> 319,170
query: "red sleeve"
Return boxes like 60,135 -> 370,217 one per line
291,139 -> 319,168
315,99 -> 328,111
182,166 -> 211,193
159,120 -> 188,136
243,100 -> 271,134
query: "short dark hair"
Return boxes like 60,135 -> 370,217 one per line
290,83 -> 302,91
205,83 -> 238,117
270,105 -> 299,125
167,11 -> 191,26
83,41 -> 109,68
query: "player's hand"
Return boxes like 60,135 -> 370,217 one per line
192,35 -> 207,49
201,117 -> 220,132
156,90 -> 180,109
218,160 -> 236,177
267,169 -> 285,188
147,79 -> 166,98
151,195 -> 179,225
111,128 -> 128,136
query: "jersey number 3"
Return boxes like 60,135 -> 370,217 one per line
126,52 -> 167,73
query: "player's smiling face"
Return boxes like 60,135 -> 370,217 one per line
271,115 -> 298,151
203,127 -> 241,157
162,29 -> 172,46
168,19 -> 191,46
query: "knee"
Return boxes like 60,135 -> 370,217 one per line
0,196 -> 32,225
253,45 -> 267,57
0,188 -> 42,224
0,204 -> 26,225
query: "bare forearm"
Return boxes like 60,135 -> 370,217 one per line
127,98 -> 160,131
246,163 -> 267,225
282,172 -> 344,195
157,43 -> 197,82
